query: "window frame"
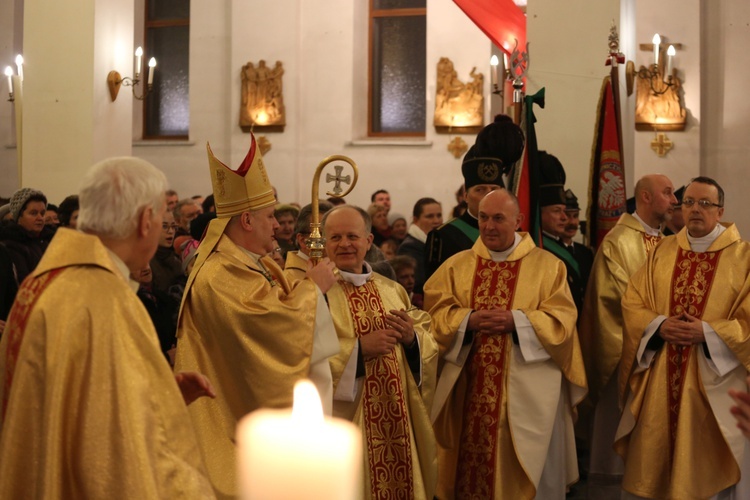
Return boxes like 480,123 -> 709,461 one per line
367,1 -> 427,138
141,0 -> 190,140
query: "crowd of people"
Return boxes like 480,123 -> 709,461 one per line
1,117 -> 750,499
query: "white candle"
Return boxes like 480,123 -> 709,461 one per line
15,55 -> 23,82
4,66 -> 13,95
665,45 -> 675,81
147,58 -> 156,85
490,55 -> 499,86
237,380 -> 361,500
652,34 -> 661,66
135,46 -> 143,77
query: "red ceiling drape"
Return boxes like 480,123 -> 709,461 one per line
453,0 -> 526,56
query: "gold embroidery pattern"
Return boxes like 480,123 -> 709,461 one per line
340,281 -> 414,500
455,258 -> 520,498
642,233 -> 661,253
666,249 -> 721,461
2,269 -> 63,419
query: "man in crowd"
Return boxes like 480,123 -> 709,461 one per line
172,198 -> 202,251
579,173 -> 677,491
561,189 -> 594,301
617,176 -> 750,499
371,189 -> 391,212
0,157 -> 215,498
283,200 -> 333,286
323,205 -> 438,500
174,136 -> 340,498
537,152 -> 588,314
425,189 -> 586,499
425,114 -> 524,279
166,189 -> 179,211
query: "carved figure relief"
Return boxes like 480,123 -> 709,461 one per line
434,57 -> 484,132
240,60 -> 286,130
634,71 -> 686,131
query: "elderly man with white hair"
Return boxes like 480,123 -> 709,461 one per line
0,157 -> 215,498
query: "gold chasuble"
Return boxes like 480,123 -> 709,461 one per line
425,234 -> 587,499
617,224 -> 750,499
0,229 -> 213,499
579,213 -> 661,402
175,218 -> 323,499
327,272 -> 438,500
283,249 -> 308,287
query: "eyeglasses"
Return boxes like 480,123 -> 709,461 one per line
161,223 -> 178,231
682,198 -> 723,209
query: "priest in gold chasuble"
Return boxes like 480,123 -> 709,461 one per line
579,174 -> 677,482
617,177 -> 750,499
0,158 -> 214,498
424,189 -> 587,499
175,136 -> 340,498
323,205 -> 439,500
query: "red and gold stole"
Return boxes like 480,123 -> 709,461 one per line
455,258 -> 521,498
339,280 -> 414,499
643,233 -> 661,253
2,269 -> 63,419
666,249 -> 721,460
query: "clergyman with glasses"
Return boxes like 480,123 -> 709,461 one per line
616,176 -> 750,499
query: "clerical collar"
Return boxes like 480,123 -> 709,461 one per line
487,233 -> 522,262
407,224 -> 428,243
632,212 -> 661,236
105,248 -> 139,293
239,246 -> 279,286
338,262 -> 373,287
687,223 -> 726,253
465,209 -> 478,220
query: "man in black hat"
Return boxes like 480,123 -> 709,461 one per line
425,115 -> 524,279
561,189 -> 594,307
538,152 -> 587,314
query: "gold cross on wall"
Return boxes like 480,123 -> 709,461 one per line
650,133 -> 673,157
447,136 -> 468,159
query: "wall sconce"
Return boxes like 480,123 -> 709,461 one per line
4,54 -> 23,102
107,46 -> 157,101
634,34 -> 678,96
490,53 -> 510,96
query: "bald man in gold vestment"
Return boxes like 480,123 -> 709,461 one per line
323,205 -> 439,500
175,137 -> 339,498
617,177 -> 750,499
579,174 -> 677,486
424,190 -> 587,499
0,158 -> 214,498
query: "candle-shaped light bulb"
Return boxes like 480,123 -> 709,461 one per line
135,46 -> 143,77
147,57 -> 156,85
4,66 -> 13,95
15,54 -> 23,82
652,34 -> 661,66
490,55 -> 499,86
665,45 -> 675,82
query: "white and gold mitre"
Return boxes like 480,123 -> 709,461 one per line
207,133 -> 276,218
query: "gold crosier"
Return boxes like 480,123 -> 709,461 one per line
307,155 -> 359,264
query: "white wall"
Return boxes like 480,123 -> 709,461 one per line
3,0 -> 750,234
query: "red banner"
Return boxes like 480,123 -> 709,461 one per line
587,77 -> 626,248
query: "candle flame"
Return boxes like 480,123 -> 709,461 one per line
135,46 -> 143,57
652,34 -> 661,45
667,45 -> 676,56
15,55 -> 23,66
4,66 -> 12,77
292,380 -> 324,424
490,55 -> 499,67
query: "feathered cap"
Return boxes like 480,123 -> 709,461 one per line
461,114 -> 525,190
538,151 -> 567,207
207,133 -> 276,218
